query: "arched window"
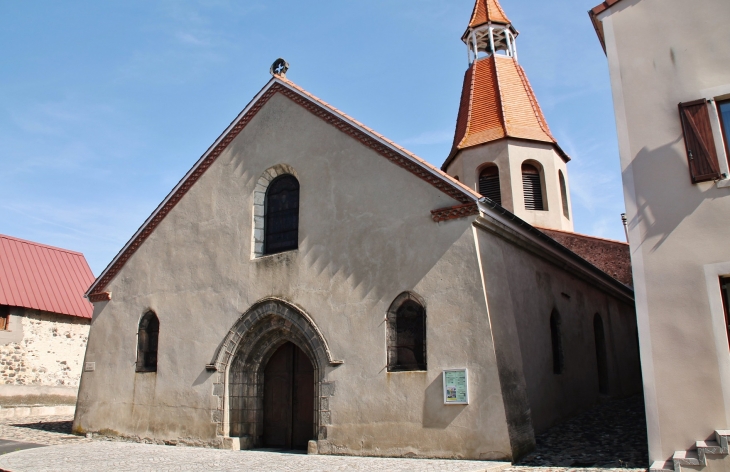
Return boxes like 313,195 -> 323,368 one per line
478,166 -> 502,205
264,174 -> 300,255
136,311 -> 159,372
559,170 -> 570,219
522,163 -> 544,211
387,292 -> 427,372
594,313 -> 609,394
550,309 -> 564,374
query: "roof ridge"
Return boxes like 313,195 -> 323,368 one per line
491,55 -> 508,136
512,60 -> 556,142
459,62 -> 479,149
0,234 -> 85,257
535,226 -> 629,246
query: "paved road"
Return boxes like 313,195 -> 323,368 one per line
0,441 -> 511,472
0,440 -> 44,455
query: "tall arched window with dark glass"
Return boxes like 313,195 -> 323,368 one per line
136,311 -> 159,373
264,175 -> 300,255
387,292 -> 427,372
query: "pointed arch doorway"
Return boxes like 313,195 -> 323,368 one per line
263,342 -> 314,450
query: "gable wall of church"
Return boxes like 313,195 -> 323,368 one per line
74,93 -> 515,459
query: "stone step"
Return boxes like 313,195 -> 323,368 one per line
0,404 -> 75,418
697,440 -> 723,464
716,430 -> 730,453
650,460 -> 674,472
673,450 -> 701,470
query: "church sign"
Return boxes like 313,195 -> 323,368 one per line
443,368 -> 469,405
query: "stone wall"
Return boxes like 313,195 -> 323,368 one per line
0,308 -> 90,388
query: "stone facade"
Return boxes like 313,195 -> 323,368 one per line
0,307 -> 90,389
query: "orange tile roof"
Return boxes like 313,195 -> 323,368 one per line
468,0 -> 511,28
445,55 -> 568,169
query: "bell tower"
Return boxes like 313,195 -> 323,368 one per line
443,0 -> 574,232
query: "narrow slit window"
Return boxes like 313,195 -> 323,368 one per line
387,293 -> 427,372
264,174 -> 300,255
559,170 -> 569,220
478,166 -> 502,205
136,311 -> 159,372
594,313 -> 608,394
550,310 -> 564,374
522,164 -> 544,211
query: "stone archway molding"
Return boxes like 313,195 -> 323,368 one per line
206,297 -> 343,373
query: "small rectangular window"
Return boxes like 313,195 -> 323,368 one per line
716,100 -> 730,167
720,277 -> 730,350
0,306 -> 9,331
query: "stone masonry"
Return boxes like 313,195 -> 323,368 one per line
0,309 -> 90,387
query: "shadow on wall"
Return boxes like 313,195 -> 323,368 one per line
625,139 -> 717,253
422,374 -> 465,429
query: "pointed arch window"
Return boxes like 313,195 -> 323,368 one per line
559,170 -> 569,219
522,163 -> 545,211
479,166 -> 502,205
550,309 -> 564,374
136,311 -> 159,372
264,174 -> 300,255
387,293 -> 427,372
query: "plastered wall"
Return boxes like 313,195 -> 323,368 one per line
600,0 -> 730,462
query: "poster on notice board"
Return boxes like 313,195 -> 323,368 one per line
443,368 -> 469,405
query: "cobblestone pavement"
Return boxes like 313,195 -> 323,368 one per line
509,395 -> 649,470
0,442 -> 510,472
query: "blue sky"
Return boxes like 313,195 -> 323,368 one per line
0,0 -> 622,275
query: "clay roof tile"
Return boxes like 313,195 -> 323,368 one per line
468,0 -> 512,28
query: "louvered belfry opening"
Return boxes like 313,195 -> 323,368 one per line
387,293 -> 427,372
478,166 -> 502,205
136,311 -> 159,372
522,163 -> 544,211
264,174 -> 300,255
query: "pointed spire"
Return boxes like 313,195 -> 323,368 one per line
468,0 -> 511,29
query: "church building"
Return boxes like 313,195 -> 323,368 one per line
74,0 -> 641,461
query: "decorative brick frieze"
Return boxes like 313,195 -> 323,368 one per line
88,292 -> 111,303
430,203 -> 480,222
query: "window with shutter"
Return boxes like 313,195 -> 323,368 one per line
136,311 -> 159,372
678,100 -> 721,183
522,163 -> 544,211
264,174 -> 300,255
721,277 -> 730,351
478,166 -> 501,205
559,170 -> 569,220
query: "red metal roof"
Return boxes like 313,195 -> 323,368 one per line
0,234 -> 94,319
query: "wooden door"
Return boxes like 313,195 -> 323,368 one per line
262,342 -> 314,449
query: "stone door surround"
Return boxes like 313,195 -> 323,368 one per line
208,298 -> 342,448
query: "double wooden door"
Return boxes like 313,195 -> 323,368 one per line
262,342 -> 314,450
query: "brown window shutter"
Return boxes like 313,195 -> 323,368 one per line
679,99 -> 721,183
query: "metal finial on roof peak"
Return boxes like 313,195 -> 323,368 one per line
270,58 -> 289,78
